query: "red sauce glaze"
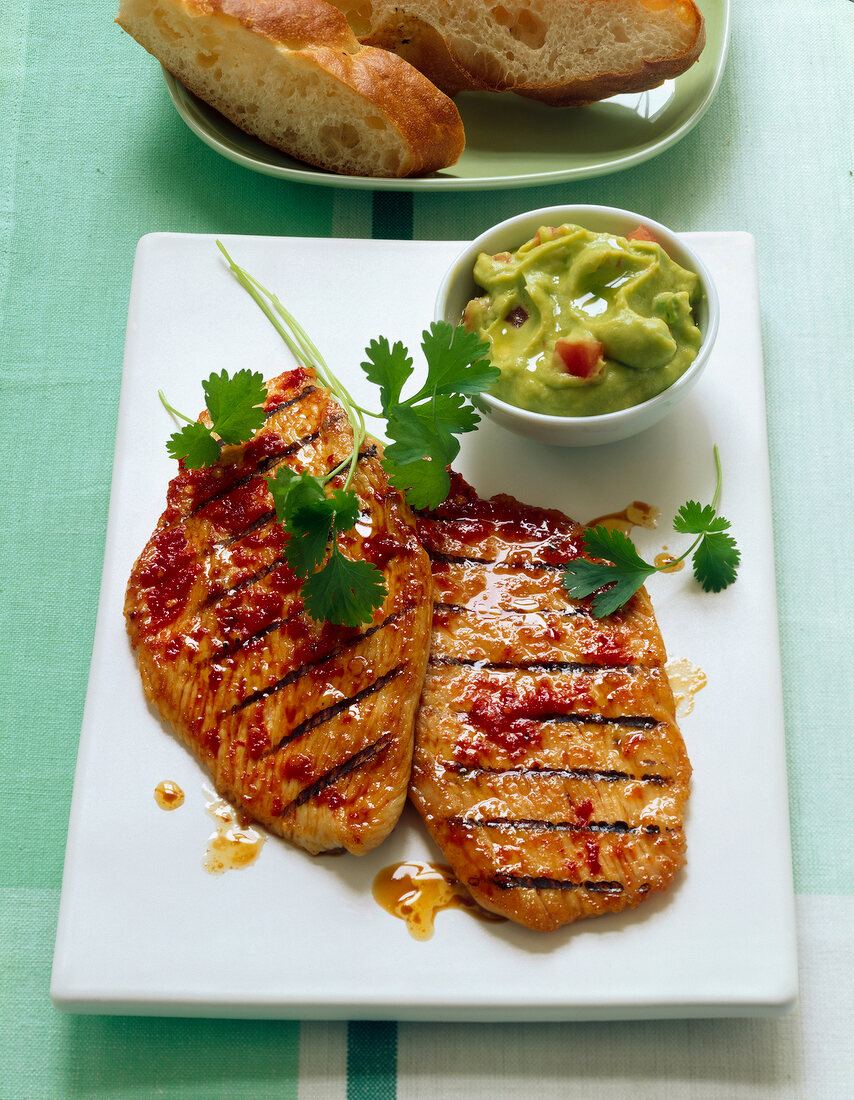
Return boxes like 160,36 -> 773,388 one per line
291,618 -> 358,668
208,664 -> 225,690
163,636 -> 182,661
622,732 -> 647,757
419,473 -> 584,562
584,835 -> 602,875
203,730 -> 221,755
167,431 -> 284,521
268,566 -> 300,597
242,432 -> 285,466
229,524 -> 288,569
246,712 -> 270,759
217,588 -> 283,644
136,527 -> 199,636
200,478 -> 272,537
315,787 -> 344,809
456,675 -> 607,763
467,676 -> 596,725
166,463 -> 226,518
362,530 -> 400,569
575,798 -> 594,824
271,797 -> 284,816
264,367 -> 310,410
242,525 -> 288,552
282,753 -> 315,783
581,629 -> 628,666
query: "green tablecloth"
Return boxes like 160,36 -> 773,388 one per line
1,1 -> 852,1096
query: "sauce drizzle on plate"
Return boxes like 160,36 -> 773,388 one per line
666,657 -> 707,718
203,786 -> 265,874
373,860 -> 506,940
154,780 -> 185,810
586,500 -> 660,534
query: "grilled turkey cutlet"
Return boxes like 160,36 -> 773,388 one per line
125,367 -> 432,855
411,475 -> 691,932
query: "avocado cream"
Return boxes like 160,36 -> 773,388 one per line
464,224 -> 703,417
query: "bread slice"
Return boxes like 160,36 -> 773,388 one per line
116,0 -> 465,176
328,0 -> 706,106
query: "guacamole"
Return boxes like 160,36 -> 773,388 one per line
463,224 -> 703,418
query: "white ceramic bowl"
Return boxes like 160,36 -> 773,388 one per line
435,204 -> 719,447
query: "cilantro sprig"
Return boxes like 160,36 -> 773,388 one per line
562,446 -> 740,617
214,244 -> 387,629
160,369 -> 267,468
361,324 -> 498,508
159,244 -> 498,629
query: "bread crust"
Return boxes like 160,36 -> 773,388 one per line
331,0 -> 706,106
116,0 -> 464,176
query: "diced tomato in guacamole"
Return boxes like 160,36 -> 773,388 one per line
554,338 -> 605,381
626,225 -> 658,243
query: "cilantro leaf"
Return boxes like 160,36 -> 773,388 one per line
563,527 -> 656,617
301,544 -> 387,628
418,322 -> 498,397
267,466 -> 317,521
673,500 -> 717,535
582,526 -> 656,574
382,454 -> 451,512
561,448 -> 740,618
692,529 -> 740,592
361,337 -> 413,412
267,469 -> 362,578
166,422 -> 221,469
358,323 -> 497,511
161,369 -> 267,469
384,403 -> 460,468
202,369 -> 267,444
326,489 -> 361,533
563,560 -> 651,618
410,393 -> 480,436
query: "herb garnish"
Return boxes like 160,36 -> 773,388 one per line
159,243 -> 496,628
362,325 -> 498,509
562,446 -> 740,617
160,369 -> 267,469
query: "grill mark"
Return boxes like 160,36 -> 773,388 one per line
442,762 -> 669,785
162,442 -> 386,632
190,429 -> 323,517
433,601 -> 584,620
202,552 -> 291,608
448,815 -> 663,836
213,618 -> 285,661
459,712 -> 659,730
278,735 -> 393,815
264,384 -> 317,419
429,656 -> 638,674
428,551 -> 566,572
263,666 -> 404,754
491,873 -> 624,894
231,611 -> 412,711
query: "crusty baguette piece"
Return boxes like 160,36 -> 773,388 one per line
328,0 -> 705,106
116,0 -> 465,176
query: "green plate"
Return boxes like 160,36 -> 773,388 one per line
162,0 -> 729,191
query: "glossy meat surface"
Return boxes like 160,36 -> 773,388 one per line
410,476 -> 691,931
125,368 -> 432,855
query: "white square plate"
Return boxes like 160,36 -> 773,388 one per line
51,231 -> 797,1020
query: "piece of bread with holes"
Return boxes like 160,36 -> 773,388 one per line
115,0 -> 465,176
326,0 -> 705,106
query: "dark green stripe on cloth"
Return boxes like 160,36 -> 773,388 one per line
347,1021 -> 397,1100
371,192 -> 414,240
